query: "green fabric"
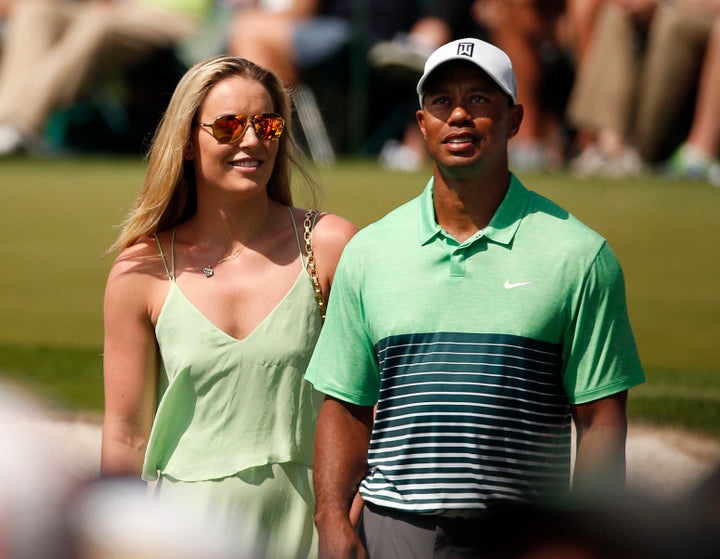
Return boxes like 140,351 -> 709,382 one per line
306,173 -> 645,406
143,274 -> 323,481
143,220 -> 324,482
154,463 -> 318,558
141,213 -> 323,558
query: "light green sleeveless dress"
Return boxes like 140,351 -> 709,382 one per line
143,209 -> 323,558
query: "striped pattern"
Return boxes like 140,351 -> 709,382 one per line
360,332 -> 572,513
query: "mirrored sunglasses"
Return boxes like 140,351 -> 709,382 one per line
199,113 -> 285,143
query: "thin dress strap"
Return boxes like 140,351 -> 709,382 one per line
153,228 -> 176,281
287,206 -> 306,268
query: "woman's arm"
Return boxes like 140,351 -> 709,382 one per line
100,253 -> 159,477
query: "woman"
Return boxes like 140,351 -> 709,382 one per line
100,55 -> 357,558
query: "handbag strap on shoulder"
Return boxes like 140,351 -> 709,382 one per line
303,209 -> 326,322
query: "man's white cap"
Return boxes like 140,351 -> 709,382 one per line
416,38 -> 517,106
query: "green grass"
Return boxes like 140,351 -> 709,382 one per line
629,369 -> 720,434
0,343 -> 104,413
1,156 -> 719,439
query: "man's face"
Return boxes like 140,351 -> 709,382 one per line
416,62 -> 522,177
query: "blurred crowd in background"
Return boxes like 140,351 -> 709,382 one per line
0,0 -> 718,186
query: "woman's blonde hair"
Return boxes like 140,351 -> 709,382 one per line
108,55 -> 317,253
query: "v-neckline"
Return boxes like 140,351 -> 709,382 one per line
162,269 -> 306,343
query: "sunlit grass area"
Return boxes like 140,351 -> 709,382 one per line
1,156 -> 718,438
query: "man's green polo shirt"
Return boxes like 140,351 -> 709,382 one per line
306,173 -> 644,513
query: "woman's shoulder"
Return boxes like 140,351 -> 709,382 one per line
104,234 -> 172,321
107,235 -> 168,283
308,209 -> 358,251
291,208 -> 357,282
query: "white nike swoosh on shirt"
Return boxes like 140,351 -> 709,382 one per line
504,280 -> 535,289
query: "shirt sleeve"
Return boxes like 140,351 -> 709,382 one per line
562,241 -> 646,404
304,242 -> 381,407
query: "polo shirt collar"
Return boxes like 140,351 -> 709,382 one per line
418,173 -> 528,247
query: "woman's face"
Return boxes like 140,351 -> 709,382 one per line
188,75 -> 280,201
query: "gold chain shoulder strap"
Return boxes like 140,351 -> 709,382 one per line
303,209 -> 326,322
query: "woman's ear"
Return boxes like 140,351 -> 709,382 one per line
184,141 -> 195,160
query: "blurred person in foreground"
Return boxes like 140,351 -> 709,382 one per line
0,0 -> 15,32
305,37 -> 645,558
101,55 -> 357,558
0,382 -> 80,559
0,382 -> 244,559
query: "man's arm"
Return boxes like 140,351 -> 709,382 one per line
314,397 -> 374,559
571,390 -> 628,493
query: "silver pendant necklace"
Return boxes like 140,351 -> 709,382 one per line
202,245 -> 244,278
200,207 -> 270,277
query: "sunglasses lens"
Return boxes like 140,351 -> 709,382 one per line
253,114 -> 284,140
212,115 -> 247,143
206,114 -> 284,143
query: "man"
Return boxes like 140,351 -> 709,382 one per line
305,38 -> 645,558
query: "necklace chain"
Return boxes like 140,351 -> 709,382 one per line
203,245 -> 245,278
199,206 -> 272,278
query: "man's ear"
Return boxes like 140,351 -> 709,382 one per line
416,109 -> 427,141
507,103 -> 523,140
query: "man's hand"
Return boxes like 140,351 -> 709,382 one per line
317,516 -> 367,559
314,398 -> 373,559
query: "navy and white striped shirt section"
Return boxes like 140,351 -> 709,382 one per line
360,331 -> 572,513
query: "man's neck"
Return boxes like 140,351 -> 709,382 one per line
432,169 -> 510,243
